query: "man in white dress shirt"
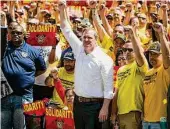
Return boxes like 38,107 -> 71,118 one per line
59,1 -> 114,129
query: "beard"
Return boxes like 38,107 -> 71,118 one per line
149,59 -> 157,66
64,65 -> 74,72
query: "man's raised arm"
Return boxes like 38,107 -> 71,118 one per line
59,1 -> 82,55
125,26 -> 146,67
153,23 -> 170,72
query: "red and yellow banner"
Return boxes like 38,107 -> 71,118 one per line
46,108 -> 74,129
23,100 -> 75,129
26,24 -> 57,46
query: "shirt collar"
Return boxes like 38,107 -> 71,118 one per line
87,46 -> 100,58
9,40 -> 26,50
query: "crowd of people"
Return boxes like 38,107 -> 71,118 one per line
1,0 -> 170,129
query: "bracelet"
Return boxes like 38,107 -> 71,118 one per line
52,47 -> 56,49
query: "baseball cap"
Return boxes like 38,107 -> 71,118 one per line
63,52 -> 75,60
138,13 -> 147,19
106,14 -> 113,20
148,41 -> 161,54
114,34 -> 126,43
80,18 -> 92,28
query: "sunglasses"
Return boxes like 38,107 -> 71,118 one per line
118,57 -> 126,61
138,17 -> 146,20
122,48 -> 133,52
11,31 -> 23,35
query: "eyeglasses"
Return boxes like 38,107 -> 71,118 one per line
11,31 -> 23,35
122,48 -> 133,52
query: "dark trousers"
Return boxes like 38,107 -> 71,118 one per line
33,84 -> 54,101
73,95 -> 103,129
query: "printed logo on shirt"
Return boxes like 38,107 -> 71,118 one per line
144,72 -> 157,85
60,79 -> 74,88
109,46 -> 114,52
117,69 -> 131,81
21,52 -> 28,58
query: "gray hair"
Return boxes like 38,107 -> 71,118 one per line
82,28 -> 98,40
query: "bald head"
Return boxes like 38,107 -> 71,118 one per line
12,25 -> 24,33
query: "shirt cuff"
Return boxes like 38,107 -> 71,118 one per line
104,91 -> 114,99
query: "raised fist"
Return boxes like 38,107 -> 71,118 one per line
58,0 -> 67,10
126,2 -> 133,12
161,4 -> 168,11
124,25 -> 137,39
98,4 -> 107,16
153,22 -> 164,34
50,69 -> 59,80
87,0 -> 98,9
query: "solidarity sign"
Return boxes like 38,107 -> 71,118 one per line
26,24 -> 57,46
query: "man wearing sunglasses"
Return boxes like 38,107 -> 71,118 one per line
137,13 -> 151,50
112,25 -> 149,129
1,25 -> 46,129
142,23 -> 170,129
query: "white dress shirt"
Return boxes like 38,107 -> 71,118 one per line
61,22 -> 113,99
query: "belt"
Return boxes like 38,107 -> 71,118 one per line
76,95 -> 103,103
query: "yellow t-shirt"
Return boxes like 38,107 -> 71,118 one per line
51,88 -> 65,109
58,67 -> 74,89
143,65 -> 170,122
167,24 -> 170,38
137,28 -> 151,51
116,61 -> 148,115
51,68 -> 74,108
101,35 -> 115,61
